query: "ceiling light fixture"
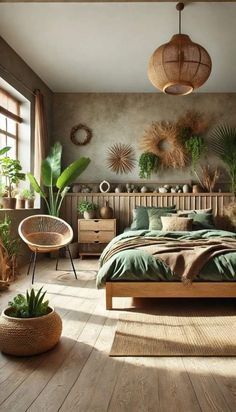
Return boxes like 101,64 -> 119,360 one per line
148,2 -> 212,95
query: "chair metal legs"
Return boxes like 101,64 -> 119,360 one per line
31,251 -> 37,284
55,246 -> 77,279
27,246 -> 77,284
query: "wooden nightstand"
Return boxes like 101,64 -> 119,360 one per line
78,219 -> 116,258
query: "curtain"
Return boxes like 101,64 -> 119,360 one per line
34,89 -> 47,183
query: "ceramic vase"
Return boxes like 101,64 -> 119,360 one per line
100,201 -> 113,219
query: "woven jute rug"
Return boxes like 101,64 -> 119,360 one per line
110,300 -> 236,356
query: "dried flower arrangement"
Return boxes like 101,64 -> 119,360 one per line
106,143 -> 135,174
199,165 -> 220,193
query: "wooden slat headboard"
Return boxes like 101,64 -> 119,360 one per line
61,193 -> 235,238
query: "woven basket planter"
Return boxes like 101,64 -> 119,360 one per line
0,307 -> 62,356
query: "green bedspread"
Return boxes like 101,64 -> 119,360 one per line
96,229 -> 236,288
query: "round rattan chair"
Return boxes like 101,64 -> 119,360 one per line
19,215 -> 77,283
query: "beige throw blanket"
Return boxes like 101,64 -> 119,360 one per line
103,236 -> 236,283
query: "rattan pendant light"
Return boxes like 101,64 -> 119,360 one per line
148,2 -> 212,95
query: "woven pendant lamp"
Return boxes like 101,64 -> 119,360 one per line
148,2 -> 212,95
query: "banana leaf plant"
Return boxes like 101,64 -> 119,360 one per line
210,124 -> 236,193
27,142 -> 90,216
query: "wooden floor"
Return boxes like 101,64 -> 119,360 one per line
0,258 -> 236,412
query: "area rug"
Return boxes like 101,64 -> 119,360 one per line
110,300 -> 236,356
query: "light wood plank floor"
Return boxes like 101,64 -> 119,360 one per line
0,258 -> 236,412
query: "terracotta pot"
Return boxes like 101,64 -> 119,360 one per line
100,201 -> 113,219
2,197 -> 16,209
83,210 -> 96,219
16,199 -> 25,209
192,184 -> 202,194
26,199 -> 35,209
0,307 -> 62,356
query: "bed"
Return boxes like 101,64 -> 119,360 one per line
96,207 -> 236,309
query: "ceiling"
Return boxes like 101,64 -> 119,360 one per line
0,3 -> 236,93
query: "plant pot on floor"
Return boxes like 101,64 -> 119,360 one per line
0,307 -> 62,356
2,197 -> 16,209
83,211 -> 96,219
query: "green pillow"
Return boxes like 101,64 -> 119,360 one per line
148,209 -> 175,230
188,213 -> 215,230
131,206 -> 176,230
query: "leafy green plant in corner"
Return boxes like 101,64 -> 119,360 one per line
8,287 -> 49,318
138,152 -> 159,179
27,142 -> 90,216
210,124 -> 236,193
78,201 -> 98,214
0,156 -> 25,197
0,216 -> 19,258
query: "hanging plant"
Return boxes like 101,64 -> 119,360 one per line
138,152 -> 159,179
185,136 -> 207,172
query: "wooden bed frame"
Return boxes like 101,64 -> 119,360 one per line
105,281 -> 236,309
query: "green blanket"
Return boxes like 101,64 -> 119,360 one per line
97,229 -> 236,288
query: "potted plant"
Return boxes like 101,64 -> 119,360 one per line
27,142 -> 90,216
0,156 -> 25,209
138,152 -> 159,179
21,189 -> 35,209
15,190 -> 26,209
0,217 -> 19,288
78,201 -> 98,219
0,287 -> 62,356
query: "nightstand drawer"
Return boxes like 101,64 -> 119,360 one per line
79,230 -> 114,244
79,219 -> 115,231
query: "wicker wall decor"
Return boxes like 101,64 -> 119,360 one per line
148,3 -> 212,95
70,123 -> 92,146
140,121 -> 187,169
106,143 -> 135,174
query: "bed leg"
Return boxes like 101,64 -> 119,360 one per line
106,283 -> 113,310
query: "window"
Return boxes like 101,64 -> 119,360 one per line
0,88 -> 23,159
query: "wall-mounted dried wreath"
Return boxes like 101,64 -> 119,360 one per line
140,121 -> 188,169
106,143 -> 135,174
70,123 -> 92,146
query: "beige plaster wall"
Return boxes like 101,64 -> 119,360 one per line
52,92 -> 236,186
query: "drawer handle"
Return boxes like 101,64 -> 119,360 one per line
94,220 -> 99,222
94,230 -> 99,233
94,240 -> 99,243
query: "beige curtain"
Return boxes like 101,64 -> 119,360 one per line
34,89 -> 47,183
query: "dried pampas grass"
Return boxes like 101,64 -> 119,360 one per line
199,165 -> 220,193
140,121 -> 188,169
176,110 -> 209,136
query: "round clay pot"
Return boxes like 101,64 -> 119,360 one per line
16,199 -> 25,209
83,210 -> 96,219
100,201 -> 113,219
0,307 -> 62,356
2,197 -> 16,209
192,184 -> 202,193
26,199 -> 35,209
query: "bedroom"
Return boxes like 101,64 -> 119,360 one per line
0,1 -> 236,411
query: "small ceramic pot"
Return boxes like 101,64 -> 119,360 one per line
83,210 -> 96,219
141,186 -> 148,193
2,197 -> 16,209
192,184 -> 202,193
100,201 -> 113,219
26,199 -> 35,209
16,199 -> 25,209
183,184 -> 191,193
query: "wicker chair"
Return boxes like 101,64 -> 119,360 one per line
19,215 -> 77,283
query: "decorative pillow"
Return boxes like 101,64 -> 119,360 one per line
148,209 -> 175,230
188,213 -> 215,230
161,216 -> 193,231
131,206 -> 176,230
177,208 -> 212,217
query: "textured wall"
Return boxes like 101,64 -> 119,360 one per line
52,93 -> 236,186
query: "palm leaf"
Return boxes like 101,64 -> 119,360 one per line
42,142 -> 62,187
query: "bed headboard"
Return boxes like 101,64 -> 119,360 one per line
61,192 -> 235,237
